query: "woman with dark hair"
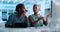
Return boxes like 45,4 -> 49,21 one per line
5,4 -> 29,28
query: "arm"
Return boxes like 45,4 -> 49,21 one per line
24,15 -> 31,27
42,14 -> 50,26
5,15 -> 13,26
29,16 -> 41,26
42,17 -> 48,26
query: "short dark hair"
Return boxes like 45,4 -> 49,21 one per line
33,4 -> 38,8
16,4 -> 24,12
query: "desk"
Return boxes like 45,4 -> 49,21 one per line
0,21 -> 60,32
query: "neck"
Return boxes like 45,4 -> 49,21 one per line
34,13 -> 38,16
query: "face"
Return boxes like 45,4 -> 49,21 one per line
33,5 -> 39,14
18,6 -> 26,14
21,6 -> 26,13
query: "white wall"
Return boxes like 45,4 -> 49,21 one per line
52,0 -> 60,29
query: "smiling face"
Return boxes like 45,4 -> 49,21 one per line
33,4 -> 39,14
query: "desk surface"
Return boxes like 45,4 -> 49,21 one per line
0,21 -> 60,32
0,25 -> 60,32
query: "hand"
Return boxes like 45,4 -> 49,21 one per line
44,21 -> 48,26
41,17 -> 44,20
46,14 -> 51,18
38,18 -> 41,21
23,13 -> 28,17
38,17 -> 44,21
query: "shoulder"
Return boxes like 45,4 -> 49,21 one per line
29,14 -> 33,18
8,13 -> 16,18
29,14 -> 34,17
28,14 -> 34,19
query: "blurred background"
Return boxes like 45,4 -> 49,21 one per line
0,0 -> 51,21
0,0 -> 60,32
